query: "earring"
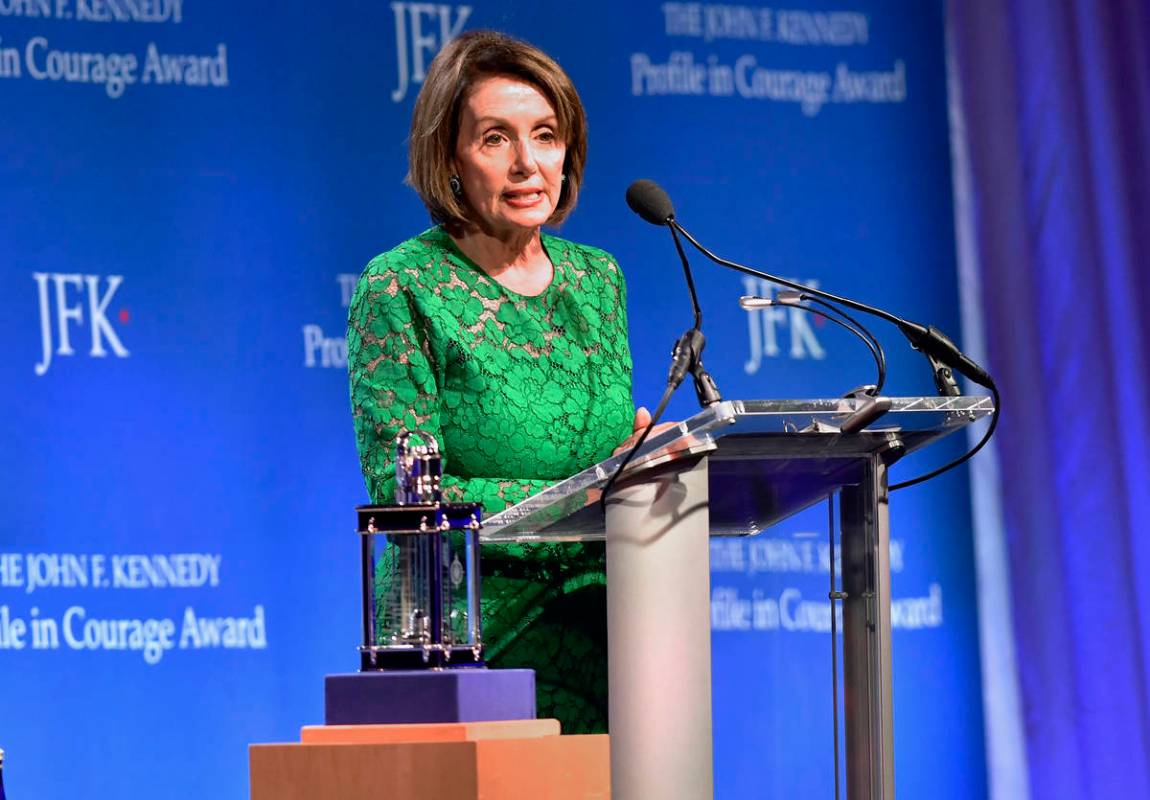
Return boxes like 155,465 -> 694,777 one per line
561,174 -> 567,182
449,175 -> 463,197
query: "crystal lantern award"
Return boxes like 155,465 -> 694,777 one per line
356,431 -> 484,670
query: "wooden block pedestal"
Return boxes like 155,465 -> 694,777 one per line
249,719 -> 610,799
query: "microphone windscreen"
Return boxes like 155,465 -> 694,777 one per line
626,179 -> 675,226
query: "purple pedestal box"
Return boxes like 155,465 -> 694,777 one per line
324,668 -> 536,725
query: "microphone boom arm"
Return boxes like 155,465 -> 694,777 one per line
668,219 -> 994,391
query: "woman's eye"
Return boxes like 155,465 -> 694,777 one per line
536,130 -> 557,143
483,132 -> 506,146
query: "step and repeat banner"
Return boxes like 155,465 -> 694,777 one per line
0,2 -> 986,797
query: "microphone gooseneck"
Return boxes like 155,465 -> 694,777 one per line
669,220 -> 703,331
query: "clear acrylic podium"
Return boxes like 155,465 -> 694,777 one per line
480,396 -> 994,800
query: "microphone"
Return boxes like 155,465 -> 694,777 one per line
600,180 -> 722,513
625,179 -> 995,392
628,178 -> 721,405
626,179 -> 675,226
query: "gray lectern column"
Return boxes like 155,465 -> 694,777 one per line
840,454 -> 895,800
605,456 -> 713,800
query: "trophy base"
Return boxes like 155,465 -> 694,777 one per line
325,668 -> 537,725
358,647 -> 484,671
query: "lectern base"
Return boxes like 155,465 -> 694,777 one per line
324,668 -> 536,725
250,720 -> 609,800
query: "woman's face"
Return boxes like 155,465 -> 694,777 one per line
453,76 -> 567,237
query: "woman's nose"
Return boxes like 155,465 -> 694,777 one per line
511,140 -> 539,174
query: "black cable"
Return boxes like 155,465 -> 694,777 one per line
743,295 -> 885,395
890,380 -> 1001,491
796,301 -> 886,395
801,295 -> 887,394
599,382 -> 676,513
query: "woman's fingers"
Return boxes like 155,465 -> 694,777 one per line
633,405 -> 652,432
613,418 -> 680,455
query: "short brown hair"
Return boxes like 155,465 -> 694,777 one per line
407,30 -> 588,229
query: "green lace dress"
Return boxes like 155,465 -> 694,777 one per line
347,225 -> 633,733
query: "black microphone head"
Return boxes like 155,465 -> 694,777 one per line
626,179 -> 675,226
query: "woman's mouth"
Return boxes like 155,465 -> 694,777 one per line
503,190 -> 545,208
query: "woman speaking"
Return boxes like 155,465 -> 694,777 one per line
348,30 -> 644,733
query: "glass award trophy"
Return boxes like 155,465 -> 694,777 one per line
356,431 -> 483,670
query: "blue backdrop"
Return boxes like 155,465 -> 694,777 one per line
0,2 -> 986,797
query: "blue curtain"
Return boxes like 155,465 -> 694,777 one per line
949,1 -> 1150,797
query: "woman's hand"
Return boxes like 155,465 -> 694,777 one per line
613,406 -> 679,456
